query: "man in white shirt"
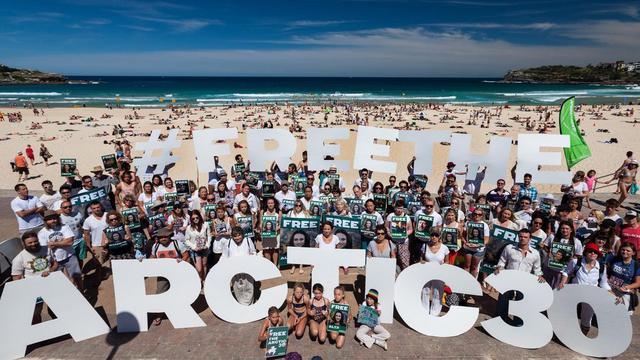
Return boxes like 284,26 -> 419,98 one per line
82,201 -> 107,265
59,199 -> 87,264
222,227 -> 257,306
39,180 -> 61,210
274,181 -> 296,213
233,183 -> 260,214
208,171 -> 237,194
11,183 -> 45,235
320,166 -> 346,193
300,186 -> 318,211
38,210 -> 83,290
495,228 -> 545,326
353,168 -> 373,193
52,184 -> 74,212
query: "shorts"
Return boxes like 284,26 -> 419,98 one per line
190,249 -> 209,261
461,247 -> 485,258
73,240 -> 87,261
57,255 -> 83,277
16,167 -> 29,175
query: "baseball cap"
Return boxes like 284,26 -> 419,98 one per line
625,210 -> 638,218
43,210 -> 59,219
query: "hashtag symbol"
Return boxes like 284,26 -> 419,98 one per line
133,129 -> 181,180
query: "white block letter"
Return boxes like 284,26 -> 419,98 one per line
481,271 -> 553,348
517,134 -> 572,184
247,129 -> 297,171
365,257 -> 396,324
0,272 -> 109,359
307,127 -> 350,171
112,259 -> 205,332
548,285 -> 632,357
394,263 -> 482,337
287,247 -> 365,293
193,128 -> 238,173
353,126 -> 398,173
449,134 -> 512,184
204,255 -> 287,323
399,130 -> 451,176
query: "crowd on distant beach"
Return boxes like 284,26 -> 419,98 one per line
8,130 -> 640,351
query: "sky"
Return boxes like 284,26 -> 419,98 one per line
2,0 -> 640,77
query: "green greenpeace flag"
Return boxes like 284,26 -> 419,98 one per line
559,97 -> 591,169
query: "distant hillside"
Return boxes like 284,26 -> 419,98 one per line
503,65 -> 640,84
0,64 -> 71,85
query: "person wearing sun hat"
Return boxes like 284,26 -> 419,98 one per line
356,288 -> 390,350
559,242 -> 607,333
91,164 -> 118,209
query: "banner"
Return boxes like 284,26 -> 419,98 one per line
481,225 -> 519,273
559,97 -> 591,169
280,216 -> 321,248
323,214 -> 362,249
70,187 -> 107,207
265,326 -> 288,358
327,303 -> 349,334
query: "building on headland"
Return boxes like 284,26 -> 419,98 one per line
595,61 -> 640,72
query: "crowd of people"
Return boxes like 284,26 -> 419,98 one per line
8,147 -> 640,351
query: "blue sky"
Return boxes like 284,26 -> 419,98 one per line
2,0 -> 640,76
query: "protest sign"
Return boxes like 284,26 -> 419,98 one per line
327,174 -> 340,192
246,173 -> 260,190
148,214 -> 167,235
261,215 -> 278,248
281,216 -> 320,248
236,215 -> 254,238
476,204 -> 491,221
261,180 -> 276,198
164,192 -> 177,211
281,198 -> 295,213
360,214 -> 377,239
175,180 -> 190,197
441,227 -> 459,251
293,176 -> 306,198
373,194 -> 387,213
309,200 -> 325,217
328,303 -> 349,334
481,225 -> 519,273
466,222 -> 485,246
415,214 -> 434,241
265,326 -> 288,358
414,175 -> 428,190
60,158 -> 76,177
232,162 -> 246,181
349,199 -> 363,215
407,201 -> 421,216
549,242 -> 574,271
203,204 -> 217,222
390,215 -> 407,242
357,305 -> 379,328
323,214 -> 362,249
122,208 -> 141,230
101,154 -> 117,172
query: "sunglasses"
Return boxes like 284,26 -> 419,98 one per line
452,202 -> 459,205
61,205 -> 72,209
425,204 -> 434,208
108,218 -> 119,222
295,203 -> 302,207
61,191 -> 70,194
474,213 -> 483,216
376,232 -> 386,235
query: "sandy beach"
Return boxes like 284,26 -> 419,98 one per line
1,103 -> 638,193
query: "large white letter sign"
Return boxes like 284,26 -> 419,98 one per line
193,128 -> 238,173
365,257 -> 396,324
133,129 -> 181,181
247,129 -> 297,171
353,125 -> 399,173
448,134 -> 511,184
306,127 -> 350,171
399,130 -> 451,176
112,259 -> 205,332
204,255 -> 287,323
0,272 -> 109,359
548,285 -> 632,358
481,271 -> 553,349
287,247 -> 365,293
394,263 -> 482,337
516,134 -> 572,184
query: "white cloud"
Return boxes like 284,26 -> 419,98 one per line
285,20 -> 353,30
130,15 -> 222,32
120,25 -> 155,32
426,22 -> 556,30
6,22 -> 640,76
10,12 -> 65,23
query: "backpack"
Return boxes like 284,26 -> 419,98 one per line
152,240 -> 182,258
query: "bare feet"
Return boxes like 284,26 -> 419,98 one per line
299,266 -> 304,274
152,317 -> 162,326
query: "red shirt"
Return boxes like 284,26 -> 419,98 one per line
25,147 -> 34,158
621,225 -> 640,258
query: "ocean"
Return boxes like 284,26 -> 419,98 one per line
1,76 -> 639,107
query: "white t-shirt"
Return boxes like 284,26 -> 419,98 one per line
138,192 -> 158,212
82,214 -> 107,247
11,248 -> 53,278
221,237 -> 256,259
361,211 -> 384,226
423,244 -> 450,264
37,225 -> 75,261
167,213 -> 190,243
315,234 -> 340,249
60,211 -> 84,244
40,192 -> 61,210
11,196 -> 44,231
275,190 -> 296,207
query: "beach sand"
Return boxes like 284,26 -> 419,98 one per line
1,103 -> 638,193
